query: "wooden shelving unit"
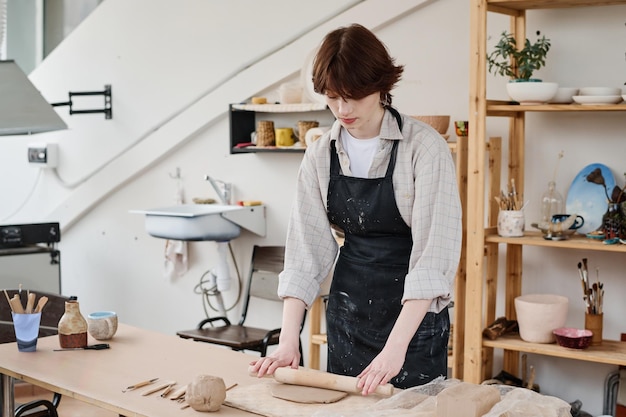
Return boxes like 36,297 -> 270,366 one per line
464,0 -> 626,384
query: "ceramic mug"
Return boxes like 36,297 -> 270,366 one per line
87,311 -> 118,340
275,128 -> 295,147
551,214 -> 584,230
497,210 -> 525,237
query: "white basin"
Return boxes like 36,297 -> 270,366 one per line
130,204 -> 265,241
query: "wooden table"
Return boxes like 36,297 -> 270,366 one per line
0,323 -> 263,416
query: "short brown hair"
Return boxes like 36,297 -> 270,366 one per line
312,24 -> 404,105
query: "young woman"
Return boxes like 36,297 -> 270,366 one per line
251,23 -> 461,395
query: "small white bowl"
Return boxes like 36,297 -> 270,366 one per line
579,87 -> 621,96
572,95 -> 622,105
506,82 -> 558,105
549,87 -> 579,104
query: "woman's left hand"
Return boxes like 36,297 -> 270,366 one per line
357,299 -> 431,395
356,348 -> 403,395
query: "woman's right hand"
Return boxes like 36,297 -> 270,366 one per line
249,340 -> 301,377
249,297 -> 307,377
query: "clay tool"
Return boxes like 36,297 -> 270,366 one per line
3,290 -> 12,309
25,292 -> 36,314
122,377 -> 159,393
34,296 -> 49,313
142,381 -> 176,396
160,382 -> 177,398
54,343 -> 110,351
10,295 -> 25,314
169,386 -> 187,401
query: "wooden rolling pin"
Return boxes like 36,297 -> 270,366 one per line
249,367 -> 394,397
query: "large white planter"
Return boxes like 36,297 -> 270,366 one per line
506,81 -> 559,105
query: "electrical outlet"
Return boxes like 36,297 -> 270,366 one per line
28,143 -> 58,168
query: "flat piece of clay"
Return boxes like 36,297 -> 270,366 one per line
270,384 -> 348,404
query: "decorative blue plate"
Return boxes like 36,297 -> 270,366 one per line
566,163 -> 616,235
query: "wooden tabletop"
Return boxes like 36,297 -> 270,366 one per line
0,323 -> 263,416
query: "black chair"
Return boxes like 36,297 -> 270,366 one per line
177,245 -> 305,365
0,289 -> 69,417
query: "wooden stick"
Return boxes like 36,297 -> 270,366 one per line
10,295 -> 25,314
3,290 -> 12,311
34,296 -> 49,314
169,386 -> 187,401
160,382 -> 177,398
141,381 -> 175,396
25,293 -> 36,314
122,377 -> 159,393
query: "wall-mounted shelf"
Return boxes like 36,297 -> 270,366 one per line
229,103 -> 334,154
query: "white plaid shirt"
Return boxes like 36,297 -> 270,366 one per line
278,109 -> 462,313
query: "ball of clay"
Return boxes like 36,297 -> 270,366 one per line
185,375 -> 226,412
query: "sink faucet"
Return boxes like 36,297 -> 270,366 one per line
204,175 -> 232,205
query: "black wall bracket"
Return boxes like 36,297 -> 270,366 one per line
51,84 -> 112,119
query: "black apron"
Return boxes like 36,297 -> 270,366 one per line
326,108 -> 449,388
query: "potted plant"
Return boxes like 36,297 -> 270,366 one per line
487,31 -> 557,104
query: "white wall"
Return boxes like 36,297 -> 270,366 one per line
1,0 -> 624,414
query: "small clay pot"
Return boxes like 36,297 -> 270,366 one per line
87,311 -> 118,340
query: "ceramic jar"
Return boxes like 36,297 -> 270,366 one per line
58,297 -> 88,348
497,210 -> 525,237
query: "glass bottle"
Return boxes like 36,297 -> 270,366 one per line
58,296 -> 88,348
602,202 -> 623,240
540,181 -> 564,225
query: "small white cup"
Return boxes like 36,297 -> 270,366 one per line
497,210 -> 525,237
87,311 -> 118,340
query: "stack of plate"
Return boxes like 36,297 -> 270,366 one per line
573,87 -> 623,105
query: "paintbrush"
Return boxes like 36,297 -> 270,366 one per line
577,262 -> 590,312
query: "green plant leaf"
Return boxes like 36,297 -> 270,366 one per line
487,31 -> 551,81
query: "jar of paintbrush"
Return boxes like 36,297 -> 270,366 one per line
578,258 -> 604,345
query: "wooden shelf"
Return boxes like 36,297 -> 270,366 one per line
485,230 -> 626,253
229,103 -> 334,154
487,0 -> 626,12
483,335 -> 626,366
486,100 -> 626,117
311,334 -> 327,345
231,103 -> 328,112
231,146 -> 306,154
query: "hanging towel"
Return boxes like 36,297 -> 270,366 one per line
164,181 -> 188,279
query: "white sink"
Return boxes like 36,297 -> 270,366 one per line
130,204 -> 266,241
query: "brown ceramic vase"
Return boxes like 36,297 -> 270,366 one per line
58,298 -> 88,348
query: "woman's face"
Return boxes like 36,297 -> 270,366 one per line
325,91 -> 384,139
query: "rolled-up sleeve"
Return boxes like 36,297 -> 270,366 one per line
278,134 -> 339,308
399,124 -> 462,312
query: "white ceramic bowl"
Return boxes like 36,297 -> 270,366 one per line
506,82 -> 558,104
579,87 -> 621,96
549,87 -> 579,104
572,95 -> 622,105
515,294 -> 569,343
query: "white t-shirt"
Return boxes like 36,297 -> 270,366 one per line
341,128 -> 380,178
